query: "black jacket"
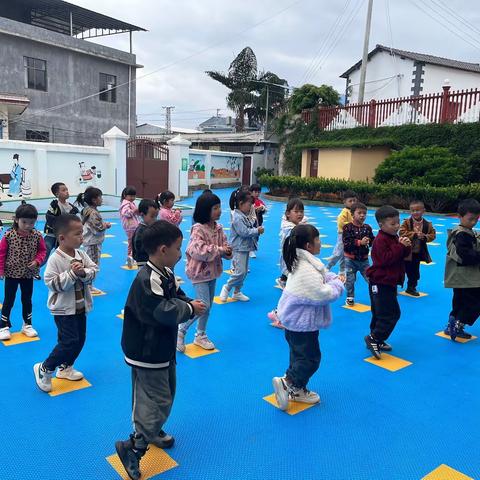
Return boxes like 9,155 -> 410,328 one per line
121,262 -> 193,369
44,200 -> 79,235
132,223 -> 148,264
343,222 -> 375,260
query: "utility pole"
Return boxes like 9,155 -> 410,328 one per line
216,108 -> 221,117
264,84 -> 270,136
358,0 -> 374,104
162,106 -> 174,134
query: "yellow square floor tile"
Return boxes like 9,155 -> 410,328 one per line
49,378 -> 92,397
120,265 -> 139,271
2,332 -> 40,347
183,343 -> 220,358
101,253 -> 112,258
422,464 -> 473,480
421,261 -> 436,266
364,353 -> 412,372
105,234 -> 116,238
263,393 -> 318,415
435,331 -> 477,343
399,291 -> 428,298
274,284 -> 283,290
223,269 -> 234,275
319,234 -> 328,238
428,242 -> 441,246
321,244 -> 333,248
91,289 -> 107,297
122,241 -> 128,245
117,314 -> 124,320
342,303 -> 371,313
106,445 -> 178,480
213,296 -> 237,305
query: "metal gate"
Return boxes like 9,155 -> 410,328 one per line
126,138 -> 169,198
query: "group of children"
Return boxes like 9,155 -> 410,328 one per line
2,179 -> 480,480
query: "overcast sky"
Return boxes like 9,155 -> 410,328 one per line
76,0 -> 480,129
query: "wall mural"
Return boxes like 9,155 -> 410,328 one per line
8,153 -> 31,198
78,162 -> 102,185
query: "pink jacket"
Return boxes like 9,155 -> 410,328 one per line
186,222 -> 229,283
159,206 -> 182,226
119,199 -> 139,232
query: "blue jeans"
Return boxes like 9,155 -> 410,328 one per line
226,251 -> 250,291
326,233 -> 345,275
179,279 -> 216,335
345,258 -> 369,298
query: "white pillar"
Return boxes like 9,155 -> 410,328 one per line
33,148 -> 48,196
167,135 -> 191,198
102,126 -> 128,196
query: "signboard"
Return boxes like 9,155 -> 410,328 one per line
181,157 -> 188,171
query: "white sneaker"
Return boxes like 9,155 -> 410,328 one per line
219,285 -> 230,302
0,326 -> 11,341
33,363 -> 52,392
193,333 -> 215,350
176,330 -> 186,353
249,251 -> 256,258
289,387 -> 320,404
56,364 -> 84,381
21,324 -> 38,337
272,376 -> 289,411
232,291 -> 249,302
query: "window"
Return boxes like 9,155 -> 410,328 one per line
24,57 -> 47,91
26,130 -> 49,142
99,73 -> 117,103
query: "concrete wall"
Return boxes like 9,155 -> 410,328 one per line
0,16 -> 137,146
301,147 -> 390,181
0,127 -> 127,198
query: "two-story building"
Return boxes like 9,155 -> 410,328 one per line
0,0 -> 145,145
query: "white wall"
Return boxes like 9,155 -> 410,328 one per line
423,64 -> 480,93
0,127 -> 126,198
188,149 -> 242,188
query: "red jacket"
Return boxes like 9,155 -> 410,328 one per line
366,230 -> 411,287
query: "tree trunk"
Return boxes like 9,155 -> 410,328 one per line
236,105 -> 245,132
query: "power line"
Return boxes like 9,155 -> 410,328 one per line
430,0 -> 480,37
8,0 -> 305,127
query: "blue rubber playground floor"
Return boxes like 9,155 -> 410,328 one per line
0,188 -> 479,480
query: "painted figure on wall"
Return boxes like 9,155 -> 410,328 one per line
78,162 -> 101,185
8,154 -> 22,196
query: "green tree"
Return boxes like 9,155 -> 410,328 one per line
289,84 -> 341,114
374,146 -> 468,187
206,47 -> 258,132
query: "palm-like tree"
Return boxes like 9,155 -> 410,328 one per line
206,47 -> 258,132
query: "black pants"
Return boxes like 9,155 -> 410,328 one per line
405,254 -> 421,289
41,234 -> 58,267
285,330 -> 321,389
43,313 -> 87,371
0,278 -> 33,328
369,283 -> 401,343
450,288 -> 480,326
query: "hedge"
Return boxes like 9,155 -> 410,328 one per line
258,175 -> 480,213
296,138 -> 398,150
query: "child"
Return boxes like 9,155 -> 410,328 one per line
444,199 -> 480,340
326,190 -> 358,278
114,220 -> 206,480
272,224 -> 344,411
132,199 -> 159,267
43,182 -> 79,265
249,184 -> 267,258
219,190 -> 264,302
276,198 -> 306,289
343,202 -> 375,306
0,203 -> 46,340
157,190 -> 182,226
180,193 -> 232,352
33,214 -> 98,392
119,186 -> 139,268
399,200 -> 436,296
365,205 -> 412,359
76,187 -> 111,294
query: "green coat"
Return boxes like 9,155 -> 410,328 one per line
444,226 -> 480,288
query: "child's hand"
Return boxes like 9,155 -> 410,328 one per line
223,245 -> 233,257
258,226 -> 265,235
417,232 -> 426,239
104,222 -> 112,229
191,300 -> 207,316
71,262 -> 86,277
399,236 -> 411,247
360,236 -> 370,246
27,260 -> 39,270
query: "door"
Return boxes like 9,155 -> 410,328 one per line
310,150 -> 319,177
242,156 -> 252,185
127,139 -> 169,198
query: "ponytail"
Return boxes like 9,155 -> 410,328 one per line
282,224 -> 320,272
76,186 -> 102,208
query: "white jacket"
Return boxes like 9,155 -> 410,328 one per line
44,248 -> 98,315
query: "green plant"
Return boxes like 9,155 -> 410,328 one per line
254,167 -> 274,179
374,146 -> 468,187
258,175 -> 480,213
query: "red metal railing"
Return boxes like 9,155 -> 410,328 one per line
302,86 -> 480,130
